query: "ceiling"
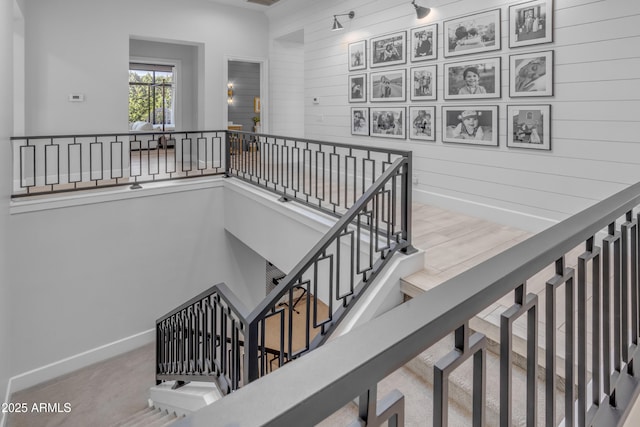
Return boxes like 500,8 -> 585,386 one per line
207,0 -> 289,11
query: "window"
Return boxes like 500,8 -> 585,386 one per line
128,63 -> 175,130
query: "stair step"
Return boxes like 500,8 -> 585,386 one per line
115,406 -> 181,427
115,406 -> 157,427
400,272 -> 590,392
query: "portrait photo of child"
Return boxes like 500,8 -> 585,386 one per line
444,57 -> 501,100
442,106 -> 498,146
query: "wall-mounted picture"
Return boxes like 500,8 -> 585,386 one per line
348,40 -> 367,71
410,24 -> 437,62
370,31 -> 406,68
507,104 -> 550,150
444,57 -> 501,100
442,106 -> 498,146
409,106 -> 436,141
370,69 -> 406,102
410,65 -> 436,101
351,107 -> 370,136
509,0 -> 553,48
444,9 -> 501,57
510,50 -> 553,97
349,74 -> 367,103
370,107 -> 406,139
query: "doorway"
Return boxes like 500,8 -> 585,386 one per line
226,58 -> 266,134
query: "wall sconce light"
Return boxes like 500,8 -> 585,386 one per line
331,11 -> 354,31
412,1 -> 431,19
227,83 -> 234,104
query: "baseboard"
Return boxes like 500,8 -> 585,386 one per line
413,188 -> 559,233
2,328 -> 155,425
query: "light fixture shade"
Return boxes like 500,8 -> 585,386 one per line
331,17 -> 343,31
331,11 -> 354,31
412,1 -> 430,19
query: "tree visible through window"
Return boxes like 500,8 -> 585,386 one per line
129,63 -> 175,130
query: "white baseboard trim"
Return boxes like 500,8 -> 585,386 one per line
413,188 -> 560,233
2,328 -> 155,424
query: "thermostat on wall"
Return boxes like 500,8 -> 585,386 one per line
68,94 -> 85,102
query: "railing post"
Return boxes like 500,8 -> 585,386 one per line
224,131 -> 231,178
401,152 -> 416,254
246,319 -> 260,383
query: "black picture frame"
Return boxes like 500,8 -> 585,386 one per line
370,107 -> 406,139
349,74 -> 367,103
370,69 -> 406,102
348,40 -> 367,71
409,106 -> 436,141
509,0 -> 554,48
443,9 -> 501,58
351,107 -> 370,136
509,50 -> 554,97
442,105 -> 499,146
507,104 -> 551,150
410,24 -> 437,62
444,57 -> 501,100
410,65 -> 437,101
370,31 -> 407,68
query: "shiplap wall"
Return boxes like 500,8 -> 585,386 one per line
267,0 -> 640,231
270,34 -> 305,137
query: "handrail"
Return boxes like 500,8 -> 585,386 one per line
177,181 -> 640,425
250,157 -> 408,322
226,131 -> 412,219
156,282 -> 251,323
155,282 -> 251,394
154,131 -> 413,394
10,130 -> 227,198
243,155 -> 412,382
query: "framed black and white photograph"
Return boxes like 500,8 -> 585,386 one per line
409,106 -> 436,141
509,0 -> 553,48
444,57 -> 501,100
410,24 -> 437,62
348,40 -> 367,71
444,9 -> 501,58
410,65 -> 436,101
507,104 -> 550,150
349,74 -> 367,103
370,69 -> 406,102
442,106 -> 498,146
370,31 -> 406,68
351,107 -> 370,136
509,50 -> 553,97
370,107 -> 406,139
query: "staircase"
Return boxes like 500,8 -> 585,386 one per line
115,406 -> 182,427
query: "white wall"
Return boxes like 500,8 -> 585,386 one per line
267,0 -> 640,232
22,0 -> 269,135
1,1 -> 15,424
6,184 -> 260,384
269,31 -> 305,137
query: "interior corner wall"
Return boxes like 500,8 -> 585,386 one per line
22,0 -> 269,135
1,0 -> 17,421
269,37 -> 305,137
267,0 -> 640,232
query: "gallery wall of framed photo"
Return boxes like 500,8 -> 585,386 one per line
348,0 -> 554,151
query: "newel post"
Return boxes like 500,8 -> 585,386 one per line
246,319 -> 260,383
401,153 -> 416,254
